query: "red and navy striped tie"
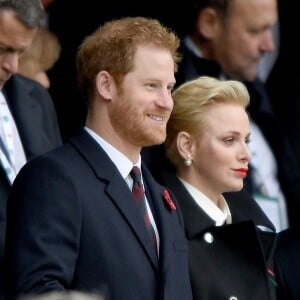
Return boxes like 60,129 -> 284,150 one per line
130,166 -> 157,254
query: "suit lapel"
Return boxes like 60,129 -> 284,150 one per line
107,175 -> 159,266
3,75 -> 36,159
142,166 -> 184,273
160,169 -> 215,239
70,129 -> 159,267
162,169 -> 277,265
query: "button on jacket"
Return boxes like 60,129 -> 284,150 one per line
160,170 -> 277,300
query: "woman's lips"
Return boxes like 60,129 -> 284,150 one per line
233,168 -> 248,177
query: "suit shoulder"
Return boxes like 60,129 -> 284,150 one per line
6,74 -> 49,96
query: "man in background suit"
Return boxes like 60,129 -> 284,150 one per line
5,17 -> 192,300
0,1 -> 62,299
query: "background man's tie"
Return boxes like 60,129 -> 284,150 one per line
130,166 -> 157,254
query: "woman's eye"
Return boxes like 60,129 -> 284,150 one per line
225,138 -> 234,145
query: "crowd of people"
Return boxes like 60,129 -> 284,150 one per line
0,0 -> 299,299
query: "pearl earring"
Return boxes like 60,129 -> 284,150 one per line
184,155 -> 192,167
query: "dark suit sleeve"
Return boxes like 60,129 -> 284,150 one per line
5,155 -> 80,298
15,76 -> 62,158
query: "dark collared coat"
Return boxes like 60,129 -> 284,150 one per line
160,169 -> 277,300
5,129 -> 192,300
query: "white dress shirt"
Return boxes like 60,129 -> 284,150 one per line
0,90 -> 26,184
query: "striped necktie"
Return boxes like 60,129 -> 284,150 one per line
130,166 -> 157,253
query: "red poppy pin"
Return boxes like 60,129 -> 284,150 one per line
163,189 -> 176,211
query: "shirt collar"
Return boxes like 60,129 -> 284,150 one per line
84,127 -> 140,179
184,35 -> 203,58
179,177 -> 232,225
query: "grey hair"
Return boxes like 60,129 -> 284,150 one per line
0,0 -> 45,28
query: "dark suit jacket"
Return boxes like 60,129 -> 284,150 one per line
0,74 -> 62,300
274,227 -> 300,300
175,43 -> 300,228
5,129 -> 192,300
160,170 -> 277,300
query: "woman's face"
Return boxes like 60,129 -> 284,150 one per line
189,102 -> 251,198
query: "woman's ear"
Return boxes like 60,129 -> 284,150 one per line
95,70 -> 115,101
177,131 -> 194,159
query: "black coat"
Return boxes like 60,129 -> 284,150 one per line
160,169 -> 277,300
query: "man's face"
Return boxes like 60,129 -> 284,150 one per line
108,44 -> 176,149
211,0 -> 278,81
0,10 -> 38,88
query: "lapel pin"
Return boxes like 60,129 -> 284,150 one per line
163,189 -> 176,211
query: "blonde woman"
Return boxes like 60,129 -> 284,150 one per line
162,76 -> 277,300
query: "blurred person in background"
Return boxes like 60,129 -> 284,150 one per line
18,27 -> 61,88
266,1 -> 300,169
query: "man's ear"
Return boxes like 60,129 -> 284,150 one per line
196,7 -> 220,39
95,70 -> 115,100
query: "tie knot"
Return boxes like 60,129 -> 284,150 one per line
130,166 -> 142,184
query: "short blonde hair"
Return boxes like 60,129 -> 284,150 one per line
166,76 -> 250,167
